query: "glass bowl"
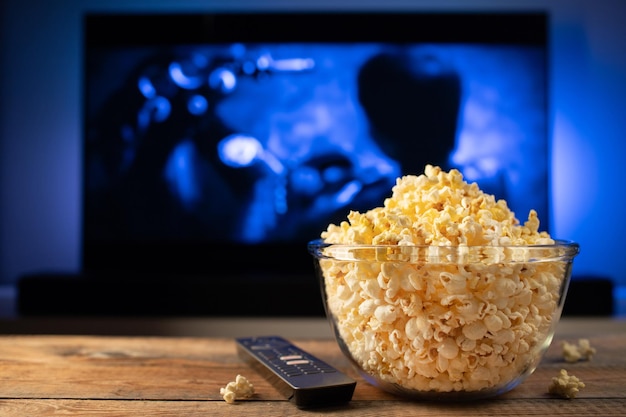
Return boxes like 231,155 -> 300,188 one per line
308,238 -> 580,401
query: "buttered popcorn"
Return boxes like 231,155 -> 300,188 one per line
562,339 -> 596,363
548,369 -> 585,399
323,165 -> 553,247
317,165 -> 570,394
220,374 -> 255,404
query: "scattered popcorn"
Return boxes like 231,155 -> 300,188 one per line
220,374 -> 255,404
548,369 -> 585,399
562,339 -> 596,363
317,165 -> 571,393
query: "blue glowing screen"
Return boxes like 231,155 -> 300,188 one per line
85,42 -> 548,245
83,13 -> 549,256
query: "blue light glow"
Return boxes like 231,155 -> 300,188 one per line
164,140 -> 200,209
209,68 -> 237,93
169,61 -> 204,89
187,94 -> 208,115
335,180 -> 363,205
137,76 -> 156,98
137,96 -> 171,131
218,134 -> 263,168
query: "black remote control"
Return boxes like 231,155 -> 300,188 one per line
235,335 -> 357,408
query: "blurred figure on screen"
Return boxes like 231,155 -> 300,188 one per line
357,51 -> 462,175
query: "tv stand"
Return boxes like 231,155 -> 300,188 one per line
17,272 -> 326,317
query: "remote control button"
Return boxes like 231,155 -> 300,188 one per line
285,359 -> 310,365
280,355 -> 302,361
250,344 -> 271,350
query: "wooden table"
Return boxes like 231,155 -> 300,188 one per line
0,318 -> 624,416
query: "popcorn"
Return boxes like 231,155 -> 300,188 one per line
562,339 -> 596,363
548,369 -> 585,399
317,165 -> 568,393
220,374 -> 255,404
322,165 -> 553,247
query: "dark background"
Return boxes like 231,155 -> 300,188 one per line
1,0 -> 624,318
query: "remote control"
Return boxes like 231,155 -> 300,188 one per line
235,335 -> 356,408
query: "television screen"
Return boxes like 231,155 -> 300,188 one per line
75,11 -> 549,316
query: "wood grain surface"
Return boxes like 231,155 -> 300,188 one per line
0,318 -> 625,416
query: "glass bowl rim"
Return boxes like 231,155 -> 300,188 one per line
308,237 -> 579,249
307,238 -> 580,262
